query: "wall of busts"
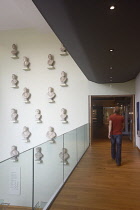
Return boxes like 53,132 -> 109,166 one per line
0,28 -> 89,162
0,28 -> 136,162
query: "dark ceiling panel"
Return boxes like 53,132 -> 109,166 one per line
33,0 -> 140,83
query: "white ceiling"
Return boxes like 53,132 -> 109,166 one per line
0,0 -> 52,32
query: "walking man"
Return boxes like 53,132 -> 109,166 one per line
108,106 -> 124,166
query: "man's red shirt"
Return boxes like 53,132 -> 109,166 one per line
109,114 -> 124,135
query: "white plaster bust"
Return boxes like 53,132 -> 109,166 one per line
11,109 -> 18,122
60,108 -> 68,123
22,126 -> 31,142
60,44 -> 68,55
23,56 -> 30,70
60,71 -> 67,86
47,54 -> 55,69
59,148 -> 69,165
11,74 -> 18,88
22,88 -> 31,103
35,109 -> 42,122
48,87 -> 56,103
10,145 -> 19,161
35,147 -> 43,162
11,44 -> 18,58
46,127 -> 56,143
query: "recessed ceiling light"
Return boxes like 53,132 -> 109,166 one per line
109,49 -> 114,52
110,76 -> 112,79
110,6 -> 115,10
110,66 -> 113,70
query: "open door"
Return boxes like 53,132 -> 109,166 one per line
89,95 -> 135,146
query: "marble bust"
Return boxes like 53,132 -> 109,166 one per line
10,145 -> 19,161
59,148 -> 70,165
35,109 -> 42,123
22,87 -> 31,103
22,126 -> 31,142
11,74 -> 18,88
48,87 -> 56,103
60,108 -> 68,123
11,109 -> 18,123
11,44 -> 18,59
46,127 -> 56,143
60,71 -> 68,86
47,54 -> 55,69
35,147 -> 43,163
60,44 -> 68,55
23,56 -> 30,70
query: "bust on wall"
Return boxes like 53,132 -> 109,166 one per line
10,145 -> 19,162
22,126 -> 31,143
47,54 -> 55,69
46,127 -> 56,143
23,56 -> 30,70
11,44 -> 19,59
35,147 -> 43,163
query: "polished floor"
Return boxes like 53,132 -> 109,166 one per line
49,129 -> 140,210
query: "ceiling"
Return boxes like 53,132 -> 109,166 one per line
0,0 -> 51,33
33,0 -> 140,84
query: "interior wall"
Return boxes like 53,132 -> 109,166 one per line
0,28 -> 136,162
135,72 -> 140,149
0,28 -> 89,162
88,80 -> 135,95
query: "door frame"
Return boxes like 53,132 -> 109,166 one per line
89,95 -> 135,146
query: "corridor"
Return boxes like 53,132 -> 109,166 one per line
49,138 -> 140,210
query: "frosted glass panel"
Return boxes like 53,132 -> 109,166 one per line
0,199 -> 4,204
63,130 -> 77,181
34,135 -> 63,206
77,125 -> 85,161
0,149 -> 33,208
85,123 -> 90,150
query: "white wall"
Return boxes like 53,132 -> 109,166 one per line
135,73 -> 140,149
0,28 -> 88,162
88,79 -> 135,95
0,28 -> 136,162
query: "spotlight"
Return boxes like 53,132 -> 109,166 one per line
110,5 -> 115,10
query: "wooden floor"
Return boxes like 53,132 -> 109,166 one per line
0,206 -> 31,210
49,137 -> 140,210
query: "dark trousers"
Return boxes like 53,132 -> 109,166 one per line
111,134 -> 122,165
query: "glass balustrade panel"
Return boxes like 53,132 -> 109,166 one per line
85,123 -> 90,150
77,125 -> 85,162
34,135 -> 63,207
63,129 -> 77,182
0,149 -> 33,208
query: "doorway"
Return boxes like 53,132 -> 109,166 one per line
89,95 -> 135,145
